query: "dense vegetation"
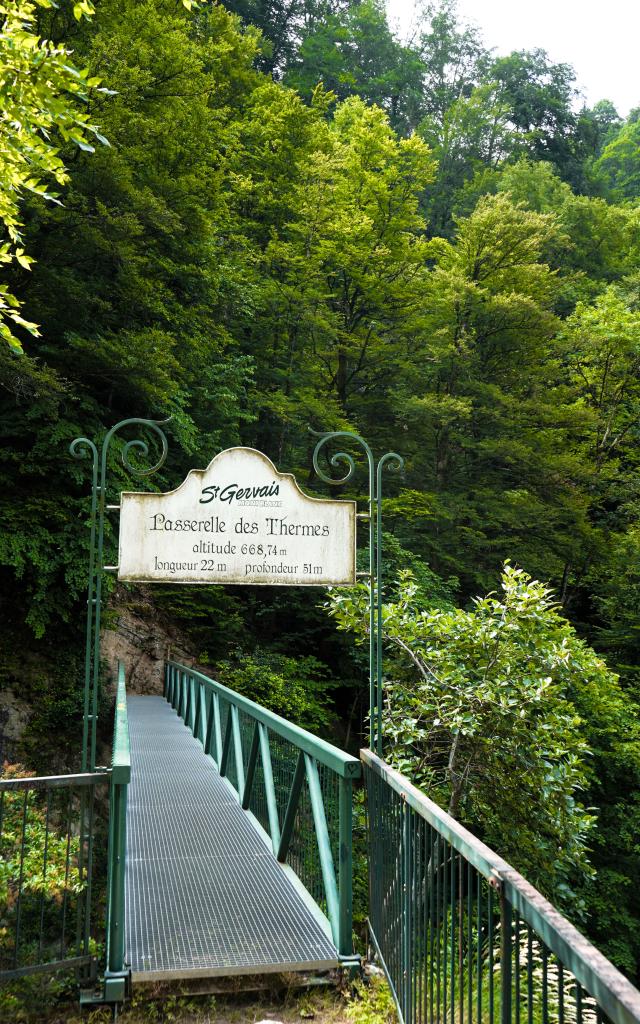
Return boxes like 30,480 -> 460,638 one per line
2,0 -> 640,982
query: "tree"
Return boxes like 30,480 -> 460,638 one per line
0,0 -> 108,350
229,91 -> 436,454
389,192 -> 594,592
415,0 -> 487,129
489,49 -> 581,180
284,0 -> 424,132
595,118 -> 640,201
330,563 -> 608,905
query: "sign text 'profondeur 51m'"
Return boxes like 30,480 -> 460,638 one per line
118,448 -> 356,586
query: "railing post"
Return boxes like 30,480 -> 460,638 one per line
338,774 -> 354,957
104,662 -> 131,1004
403,798 -> 413,1024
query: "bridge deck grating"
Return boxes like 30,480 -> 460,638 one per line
125,696 -> 339,980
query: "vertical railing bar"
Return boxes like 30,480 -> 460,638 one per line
198,682 -> 207,745
219,709 -> 232,779
558,961 -> 565,1024
477,872 -> 482,1024
277,750 -> 305,862
193,678 -> 201,741
458,854 -> 464,1024
213,691 -> 222,765
429,823 -> 435,1024
59,788 -> 73,961
83,783 -> 97,957
515,913 -> 521,1024
417,816 -> 423,1024
501,888 -> 513,1024
443,835 -> 448,1024
542,944 -> 549,1024
467,861 -> 473,1024
403,800 -> 412,1024
178,671 -> 186,720
203,689 -> 215,761
257,723 -> 281,854
338,771 -> 354,957
189,674 -> 197,732
304,753 -> 340,946
437,831 -> 442,1024
230,705 -> 245,800
527,926 -> 533,1024
38,788 -> 52,961
450,844 -> 455,1024
242,722 -> 260,811
488,883 -> 494,1024
13,789 -> 29,968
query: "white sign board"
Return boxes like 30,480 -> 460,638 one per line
118,447 -> 356,586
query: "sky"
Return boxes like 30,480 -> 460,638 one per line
386,0 -> 640,116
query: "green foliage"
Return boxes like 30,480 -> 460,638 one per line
0,765 -> 82,905
346,976 -> 398,1024
0,0 -> 110,350
596,119 -> 640,201
331,564 -> 619,906
216,647 -> 336,732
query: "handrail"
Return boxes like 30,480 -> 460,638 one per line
104,662 -> 130,1002
0,772 -> 110,791
166,659 -> 360,959
169,659 -> 361,778
362,747 -> 510,882
362,748 -> 640,1024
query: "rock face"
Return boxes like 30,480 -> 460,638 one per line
0,690 -> 30,763
0,584 -> 202,768
102,584 -> 196,698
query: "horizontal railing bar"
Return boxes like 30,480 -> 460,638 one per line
363,749 -> 640,1024
0,954 -> 95,982
361,748 -> 508,880
169,660 -> 361,779
0,772 -> 110,792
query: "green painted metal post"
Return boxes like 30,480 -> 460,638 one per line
104,662 -> 131,1003
305,753 -> 340,946
311,431 -> 402,757
338,775 -> 354,957
71,417 -> 170,774
402,799 -> 413,1024
501,887 -> 513,1024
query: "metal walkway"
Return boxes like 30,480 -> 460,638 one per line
125,696 -> 339,981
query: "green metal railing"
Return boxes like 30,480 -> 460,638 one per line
363,749 -> 640,1024
102,661 -> 130,1003
0,662 -> 130,1004
165,659 -> 361,959
0,769 -> 108,982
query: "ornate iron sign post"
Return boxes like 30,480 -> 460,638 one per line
311,431 -> 403,755
71,422 -> 401,765
70,417 -> 170,773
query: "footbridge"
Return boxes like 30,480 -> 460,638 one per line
4,660 -> 640,1024
125,663 -> 359,980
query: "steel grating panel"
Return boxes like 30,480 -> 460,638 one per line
125,696 -> 339,979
